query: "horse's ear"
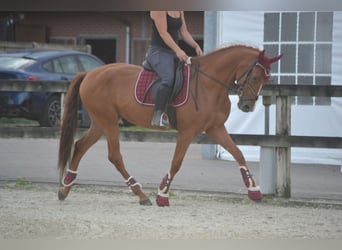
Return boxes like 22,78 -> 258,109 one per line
258,50 -> 266,61
258,50 -> 283,70
269,53 -> 283,64
259,50 -> 282,64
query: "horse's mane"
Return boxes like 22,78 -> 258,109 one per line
201,43 -> 260,59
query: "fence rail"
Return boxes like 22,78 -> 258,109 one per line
1,80 -> 342,198
1,80 -> 342,97
0,127 -> 341,149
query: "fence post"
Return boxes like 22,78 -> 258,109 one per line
275,96 -> 291,197
259,96 -> 276,194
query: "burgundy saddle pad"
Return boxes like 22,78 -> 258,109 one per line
134,65 -> 190,107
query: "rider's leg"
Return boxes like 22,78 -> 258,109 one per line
151,84 -> 171,127
146,46 -> 175,128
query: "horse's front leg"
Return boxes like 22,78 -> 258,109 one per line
156,132 -> 193,206
206,126 -> 262,201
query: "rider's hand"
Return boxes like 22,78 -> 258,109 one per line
195,45 -> 203,56
176,49 -> 189,63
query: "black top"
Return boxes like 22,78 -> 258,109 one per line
151,13 -> 183,50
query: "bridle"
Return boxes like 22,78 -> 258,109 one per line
190,57 -> 269,102
235,60 -> 270,101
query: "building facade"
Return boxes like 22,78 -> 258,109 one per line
0,11 -> 204,65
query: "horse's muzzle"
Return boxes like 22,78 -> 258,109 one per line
238,99 -> 255,112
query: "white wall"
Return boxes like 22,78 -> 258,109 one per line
216,11 -> 342,166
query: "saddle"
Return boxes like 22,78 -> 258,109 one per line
135,60 -> 190,107
134,60 -> 190,129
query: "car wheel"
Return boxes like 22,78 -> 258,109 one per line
39,95 -> 61,127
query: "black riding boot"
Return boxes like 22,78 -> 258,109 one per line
151,85 -> 171,128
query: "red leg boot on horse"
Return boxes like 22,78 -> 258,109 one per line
156,173 -> 173,206
206,126 -> 263,201
58,141 -> 78,200
126,176 -> 153,205
239,166 -> 262,200
58,168 -> 77,200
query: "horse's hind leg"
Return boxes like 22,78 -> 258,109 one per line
104,125 -> 152,206
58,122 -> 103,200
206,126 -> 262,201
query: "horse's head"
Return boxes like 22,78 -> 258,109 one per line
236,50 -> 282,112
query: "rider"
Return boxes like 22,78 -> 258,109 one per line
145,11 -> 203,128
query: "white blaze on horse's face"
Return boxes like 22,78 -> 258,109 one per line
237,50 -> 283,113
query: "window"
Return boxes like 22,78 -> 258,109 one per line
42,59 -> 63,73
78,55 -> 103,71
58,56 -> 80,74
264,12 -> 333,105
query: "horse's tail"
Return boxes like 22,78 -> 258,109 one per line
58,72 -> 86,175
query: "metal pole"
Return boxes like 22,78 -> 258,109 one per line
202,11 -> 219,160
259,96 -> 276,194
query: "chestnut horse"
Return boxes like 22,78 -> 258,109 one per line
58,45 -> 282,206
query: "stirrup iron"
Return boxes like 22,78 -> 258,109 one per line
152,111 -> 169,128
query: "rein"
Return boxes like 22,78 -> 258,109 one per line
190,59 -> 235,93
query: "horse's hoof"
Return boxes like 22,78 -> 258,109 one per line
156,195 -> 169,207
139,198 -> 153,206
248,189 -> 263,201
58,188 -> 69,201
58,189 -> 67,201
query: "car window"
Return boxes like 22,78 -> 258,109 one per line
58,56 -> 80,74
78,55 -> 103,71
52,59 -> 64,73
42,59 -> 64,73
42,60 -> 53,72
0,57 -> 35,69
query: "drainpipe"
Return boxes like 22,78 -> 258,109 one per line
111,14 -> 131,64
125,25 -> 130,64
